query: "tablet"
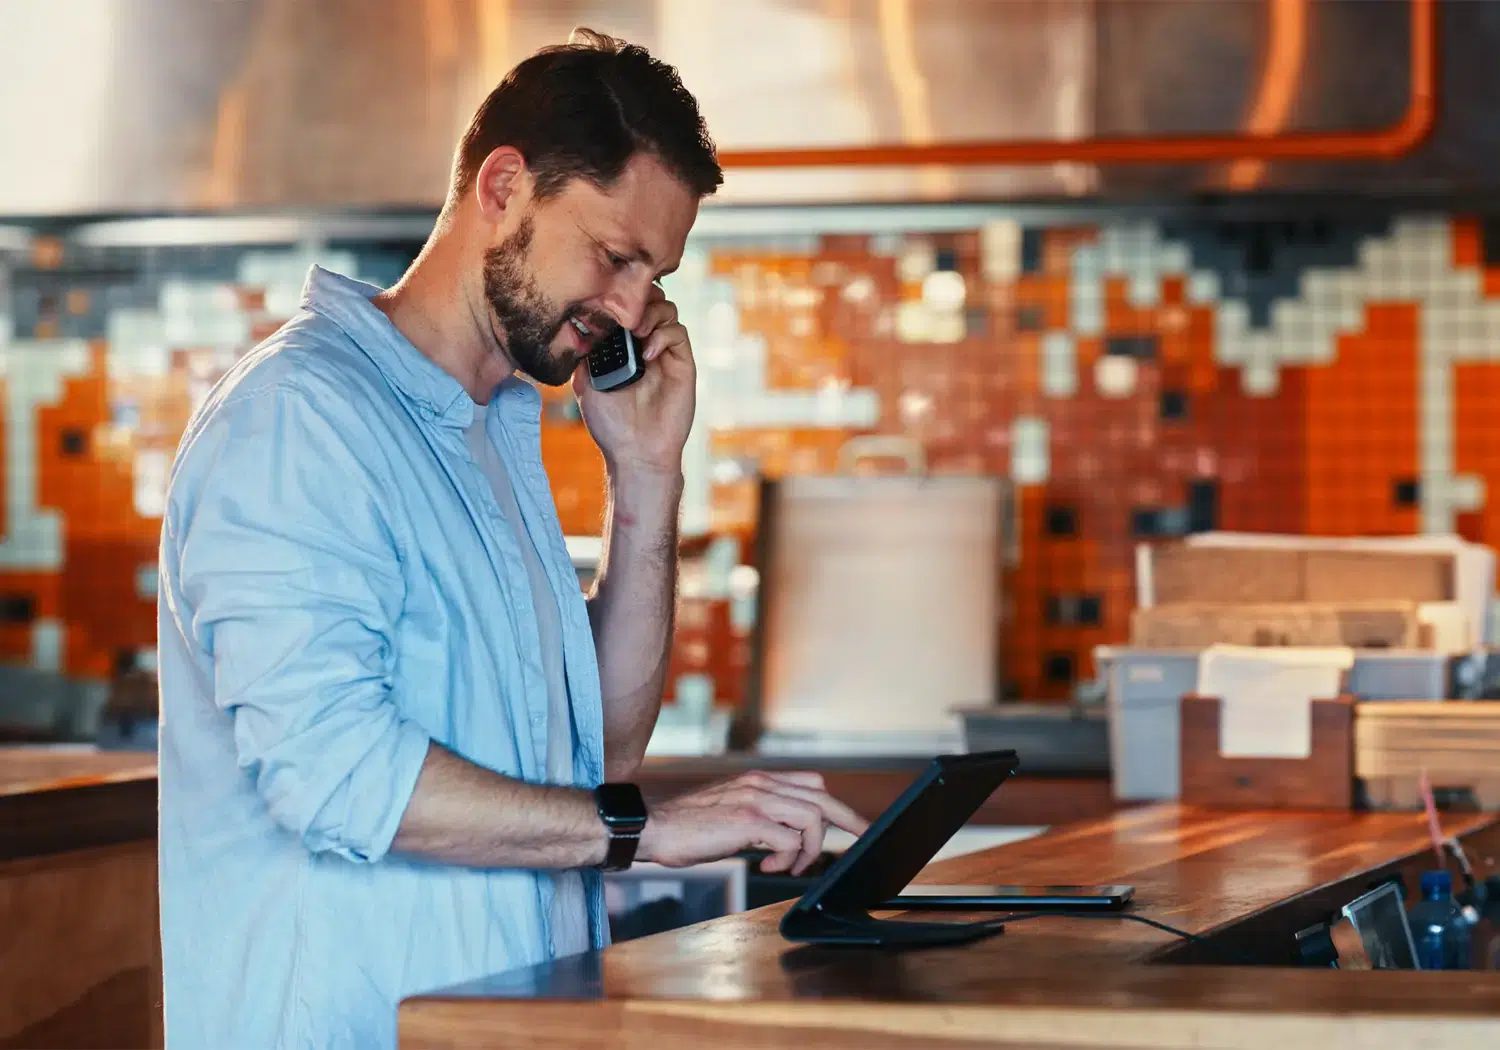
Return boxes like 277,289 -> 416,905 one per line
778,750 -> 1020,947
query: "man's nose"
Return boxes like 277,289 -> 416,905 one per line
600,273 -> 656,333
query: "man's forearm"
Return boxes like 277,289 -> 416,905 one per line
587,467 -> 682,779
390,743 -> 607,868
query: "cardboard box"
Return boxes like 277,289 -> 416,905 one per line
1130,602 -> 1422,649
1150,546 -> 1302,604
1143,543 -> 1454,605
1301,550 -> 1453,603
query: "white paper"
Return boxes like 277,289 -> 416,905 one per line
1198,645 -> 1353,759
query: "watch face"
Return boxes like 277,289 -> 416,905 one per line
596,783 -> 648,825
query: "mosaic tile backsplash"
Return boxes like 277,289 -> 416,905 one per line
2,208 -> 1500,718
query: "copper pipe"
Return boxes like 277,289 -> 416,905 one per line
1227,0 -> 1311,189
718,0 -> 1435,169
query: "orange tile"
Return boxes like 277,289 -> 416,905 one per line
1453,217 -> 1483,269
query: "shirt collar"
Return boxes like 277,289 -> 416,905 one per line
299,265 -> 476,428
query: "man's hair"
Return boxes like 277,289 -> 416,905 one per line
450,28 -> 722,203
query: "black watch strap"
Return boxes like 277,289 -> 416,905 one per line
602,823 -> 642,872
594,783 -> 647,872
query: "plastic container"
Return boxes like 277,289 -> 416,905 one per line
1345,651 -> 1452,701
958,703 -> 1109,774
1409,870 -> 1472,970
1097,647 -> 1200,800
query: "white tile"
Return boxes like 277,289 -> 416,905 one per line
1071,244 -> 1103,281
1094,354 -> 1138,398
980,220 -> 1022,282
158,278 -> 196,316
1071,280 -> 1104,336
1010,417 -> 1049,484
837,389 -> 881,427
133,449 -> 170,519
1041,331 -> 1077,398
1126,272 -> 1160,308
31,620 -> 62,672
135,564 -> 159,600
897,241 -> 936,283
896,300 -> 933,343
1186,270 -> 1221,303
1449,475 -> 1487,512
1241,361 -> 1280,396
1159,241 -> 1190,272
264,283 -> 302,319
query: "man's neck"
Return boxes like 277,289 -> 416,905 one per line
373,227 -> 514,403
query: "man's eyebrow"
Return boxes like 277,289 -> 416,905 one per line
622,239 -> 681,279
589,225 -> 676,277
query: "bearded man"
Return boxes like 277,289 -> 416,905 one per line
156,29 -> 864,1050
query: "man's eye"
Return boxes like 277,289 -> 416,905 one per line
605,252 -> 628,270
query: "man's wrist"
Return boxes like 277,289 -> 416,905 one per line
604,463 -> 683,531
607,461 -> 684,494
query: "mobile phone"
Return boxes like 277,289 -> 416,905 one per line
881,884 -> 1135,911
587,326 -> 646,392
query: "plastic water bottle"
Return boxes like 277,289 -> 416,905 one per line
1409,870 -> 1471,970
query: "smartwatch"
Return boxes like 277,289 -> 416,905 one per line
593,783 -> 648,871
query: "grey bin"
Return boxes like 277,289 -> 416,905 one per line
957,703 -> 1110,775
1098,649 -> 1199,801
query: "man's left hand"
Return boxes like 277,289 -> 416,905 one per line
572,284 -> 695,480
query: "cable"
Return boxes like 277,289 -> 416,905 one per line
985,910 -> 1205,945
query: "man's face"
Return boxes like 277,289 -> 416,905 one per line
482,152 -> 699,386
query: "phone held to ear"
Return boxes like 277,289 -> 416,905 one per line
587,327 -> 646,392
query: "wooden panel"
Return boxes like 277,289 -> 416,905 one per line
0,749 -> 155,796
1179,695 -> 1354,809
0,841 -> 162,1049
1130,601 -> 1421,648
0,775 -> 157,863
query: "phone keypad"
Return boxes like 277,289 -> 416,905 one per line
589,329 -> 631,377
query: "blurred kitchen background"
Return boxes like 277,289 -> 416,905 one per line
4,0 -> 1500,799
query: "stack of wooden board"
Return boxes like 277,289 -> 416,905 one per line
1131,542 -> 1466,651
1355,701 -> 1500,810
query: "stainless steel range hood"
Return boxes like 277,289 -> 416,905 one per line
0,0 -> 1491,216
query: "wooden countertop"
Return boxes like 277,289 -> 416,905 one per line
0,748 -> 157,862
400,806 -> 1500,1049
0,746 -> 155,797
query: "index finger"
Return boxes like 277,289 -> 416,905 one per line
757,779 -> 870,838
756,770 -> 826,790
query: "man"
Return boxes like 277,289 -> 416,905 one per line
157,29 -> 867,1049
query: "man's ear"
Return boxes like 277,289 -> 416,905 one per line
472,146 -> 529,222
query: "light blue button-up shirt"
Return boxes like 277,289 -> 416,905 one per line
157,266 -> 609,1050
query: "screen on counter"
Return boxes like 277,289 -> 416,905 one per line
1342,881 -> 1419,970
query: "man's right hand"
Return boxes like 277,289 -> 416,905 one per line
636,771 -> 870,876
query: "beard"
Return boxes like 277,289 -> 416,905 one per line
481,215 -> 606,387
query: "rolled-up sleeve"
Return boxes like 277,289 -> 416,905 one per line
169,385 -> 430,863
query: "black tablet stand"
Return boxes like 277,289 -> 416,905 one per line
781,905 -> 1004,948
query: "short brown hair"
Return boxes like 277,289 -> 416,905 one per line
450,28 -> 722,203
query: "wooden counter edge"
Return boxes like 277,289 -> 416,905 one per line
400,975 -> 1500,1050
0,773 -> 158,862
